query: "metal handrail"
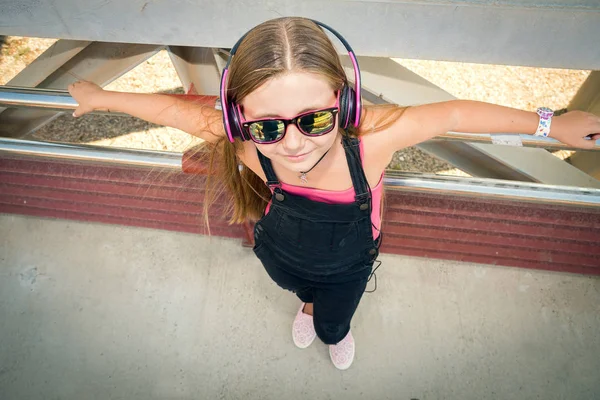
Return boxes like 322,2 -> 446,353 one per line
1,86 -> 77,110
1,137 -> 599,207
0,137 -> 181,169
383,170 -> 600,208
1,85 -> 598,151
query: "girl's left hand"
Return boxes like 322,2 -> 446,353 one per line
550,111 -> 600,149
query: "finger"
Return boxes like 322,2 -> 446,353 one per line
72,106 -> 84,118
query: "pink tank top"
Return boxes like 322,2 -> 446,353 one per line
265,139 -> 383,239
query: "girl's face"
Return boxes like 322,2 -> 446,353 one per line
240,72 -> 339,173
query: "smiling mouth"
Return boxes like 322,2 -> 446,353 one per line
285,151 -> 311,161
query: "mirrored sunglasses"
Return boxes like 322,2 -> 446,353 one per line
241,107 -> 339,144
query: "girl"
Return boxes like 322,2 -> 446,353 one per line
68,17 -> 600,370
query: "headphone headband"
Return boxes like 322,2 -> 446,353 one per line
220,18 -> 362,142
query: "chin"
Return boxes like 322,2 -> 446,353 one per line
277,158 -> 305,172
286,163 -> 306,173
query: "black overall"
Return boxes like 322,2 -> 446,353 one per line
253,136 -> 381,345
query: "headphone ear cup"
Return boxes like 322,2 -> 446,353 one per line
228,102 -> 248,141
339,85 -> 356,130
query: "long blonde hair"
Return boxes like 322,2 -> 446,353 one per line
196,17 -> 407,227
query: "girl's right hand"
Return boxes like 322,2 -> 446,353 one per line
68,80 -> 105,117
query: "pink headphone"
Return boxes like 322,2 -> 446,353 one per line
220,19 -> 362,143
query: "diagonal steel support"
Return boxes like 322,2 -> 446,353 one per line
0,42 -> 163,138
167,46 -> 222,96
565,71 -> 600,180
0,39 -> 91,116
342,55 -> 600,188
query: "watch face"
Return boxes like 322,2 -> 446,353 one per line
537,107 -> 554,119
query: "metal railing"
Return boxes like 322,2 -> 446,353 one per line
0,137 -> 181,169
1,85 -> 598,152
1,136 -> 599,207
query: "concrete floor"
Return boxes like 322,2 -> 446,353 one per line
1,213 -> 599,400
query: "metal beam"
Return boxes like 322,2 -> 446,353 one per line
0,0 -> 599,69
167,46 -> 222,96
0,42 -> 163,138
464,144 -> 600,188
0,40 -> 90,87
415,141 -> 534,182
568,70 -> 600,116
567,71 -> 600,179
0,39 -> 90,114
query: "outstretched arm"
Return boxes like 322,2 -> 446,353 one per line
380,100 -> 600,151
68,81 -> 224,143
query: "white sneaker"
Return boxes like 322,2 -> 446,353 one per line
329,330 -> 355,370
292,303 -> 316,349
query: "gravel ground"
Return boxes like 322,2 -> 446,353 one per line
0,36 -> 591,175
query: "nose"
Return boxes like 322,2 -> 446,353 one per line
281,123 -> 304,153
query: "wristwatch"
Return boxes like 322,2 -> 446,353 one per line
535,107 -> 554,137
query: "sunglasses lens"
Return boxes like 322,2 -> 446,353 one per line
298,110 -> 335,135
248,120 -> 285,143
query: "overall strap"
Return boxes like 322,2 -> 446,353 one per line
256,149 -> 281,189
342,136 -> 371,206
